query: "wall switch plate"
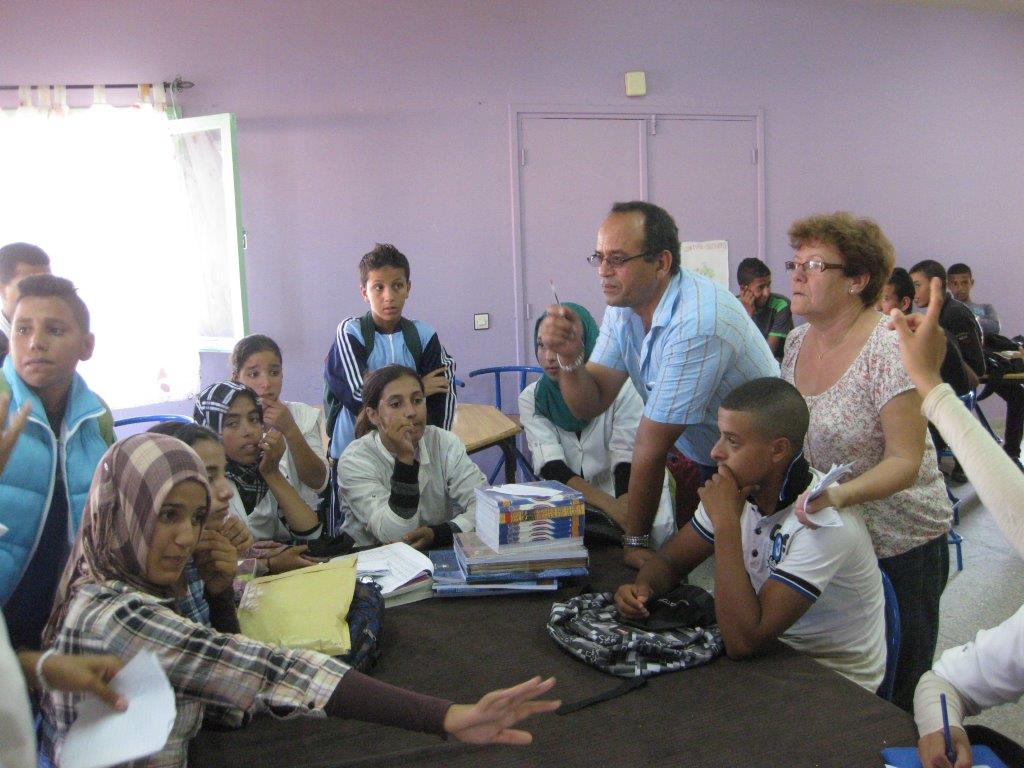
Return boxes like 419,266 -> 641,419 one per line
473,313 -> 490,330
625,70 -> 646,97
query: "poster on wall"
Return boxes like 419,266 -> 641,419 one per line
680,240 -> 729,286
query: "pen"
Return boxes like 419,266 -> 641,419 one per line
940,693 -> 955,765
549,279 -> 562,307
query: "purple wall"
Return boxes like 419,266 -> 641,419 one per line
3,0 -> 1023,409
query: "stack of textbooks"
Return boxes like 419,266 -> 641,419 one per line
431,481 -> 588,597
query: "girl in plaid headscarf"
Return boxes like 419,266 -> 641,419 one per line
39,433 -> 558,767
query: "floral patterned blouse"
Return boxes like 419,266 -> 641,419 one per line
782,316 -> 952,559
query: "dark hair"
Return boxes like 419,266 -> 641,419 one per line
736,257 -> 771,286
609,201 -> 681,275
15,274 -> 90,332
148,421 -> 220,447
947,262 -> 972,278
788,212 -> 894,307
721,377 -> 809,449
0,242 -> 50,285
886,267 -> 914,314
354,365 -> 423,438
909,259 -> 947,291
230,334 -> 282,377
359,243 -> 410,285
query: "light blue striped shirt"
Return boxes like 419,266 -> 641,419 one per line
590,269 -> 778,465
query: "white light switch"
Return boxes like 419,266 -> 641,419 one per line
474,313 -> 490,331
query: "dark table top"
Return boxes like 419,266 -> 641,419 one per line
191,545 -> 916,768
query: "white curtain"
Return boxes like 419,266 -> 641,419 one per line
0,87 -> 204,408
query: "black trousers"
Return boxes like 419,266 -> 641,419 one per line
878,533 -> 950,712
992,381 -> 1024,459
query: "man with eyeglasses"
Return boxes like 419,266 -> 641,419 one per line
539,201 -> 777,568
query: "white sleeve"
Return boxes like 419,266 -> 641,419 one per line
690,504 -> 715,543
518,384 -> 568,474
928,604 -> 1024,724
338,441 -> 418,545
438,430 -> 487,533
286,401 -> 329,493
923,384 -> 1024,559
607,382 -> 642,469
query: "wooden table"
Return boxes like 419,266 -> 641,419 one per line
192,545 -> 918,768
451,403 -> 523,484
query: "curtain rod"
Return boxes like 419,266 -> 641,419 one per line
0,77 -> 194,92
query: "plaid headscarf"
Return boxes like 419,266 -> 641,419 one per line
193,381 -> 269,514
43,434 -> 210,645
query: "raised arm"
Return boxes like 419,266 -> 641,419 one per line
537,305 -> 627,419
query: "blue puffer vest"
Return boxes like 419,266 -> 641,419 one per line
0,357 -> 111,604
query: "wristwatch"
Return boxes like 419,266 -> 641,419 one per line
622,534 -> 651,548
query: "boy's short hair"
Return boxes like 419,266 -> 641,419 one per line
736,257 -> 771,286
886,267 -> 914,312
947,262 -> 972,278
0,242 -> 50,285
15,274 -> 90,332
721,377 -> 809,449
909,259 -> 947,291
609,201 -> 681,275
359,243 -> 410,284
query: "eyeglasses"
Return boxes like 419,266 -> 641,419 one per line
586,251 -> 653,269
784,259 -> 846,274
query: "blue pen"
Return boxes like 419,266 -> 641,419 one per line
940,693 -> 955,765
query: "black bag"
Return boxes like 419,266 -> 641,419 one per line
338,579 -> 385,671
548,585 -> 723,678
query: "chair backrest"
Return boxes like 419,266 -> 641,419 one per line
467,366 -> 543,411
878,568 -> 901,702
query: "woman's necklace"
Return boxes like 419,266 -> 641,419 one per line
812,312 -> 863,361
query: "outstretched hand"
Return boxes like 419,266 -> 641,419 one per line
888,276 -> 946,397
538,305 -> 585,365
444,676 -> 559,746
0,393 -> 31,477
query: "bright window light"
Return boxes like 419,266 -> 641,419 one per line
0,102 -> 245,409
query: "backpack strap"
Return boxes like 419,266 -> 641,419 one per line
556,676 -> 647,715
399,318 -> 423,368
359,312 -> 377,359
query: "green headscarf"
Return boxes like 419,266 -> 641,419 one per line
533,302 -> 600,433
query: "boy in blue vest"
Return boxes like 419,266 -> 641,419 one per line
0,275 -> 113,650
322,244 -> 457,530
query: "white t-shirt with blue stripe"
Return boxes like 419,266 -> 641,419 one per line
691,469 -> 885,691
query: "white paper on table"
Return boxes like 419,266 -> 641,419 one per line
333,542 -> 434,595
492,483 -> 561,498
801,462 -> 854,528
61,650 -> 175,768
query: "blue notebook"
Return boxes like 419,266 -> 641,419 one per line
882,745 -> 1006,767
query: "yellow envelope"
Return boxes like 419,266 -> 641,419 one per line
236,558 -> 356,656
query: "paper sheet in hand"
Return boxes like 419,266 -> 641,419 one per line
61,650 -> 175,768
802,462 -> 854,528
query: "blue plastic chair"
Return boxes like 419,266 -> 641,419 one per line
113,414 -> 194,434
878,568 -> 901,702
467,366 -> 543,483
